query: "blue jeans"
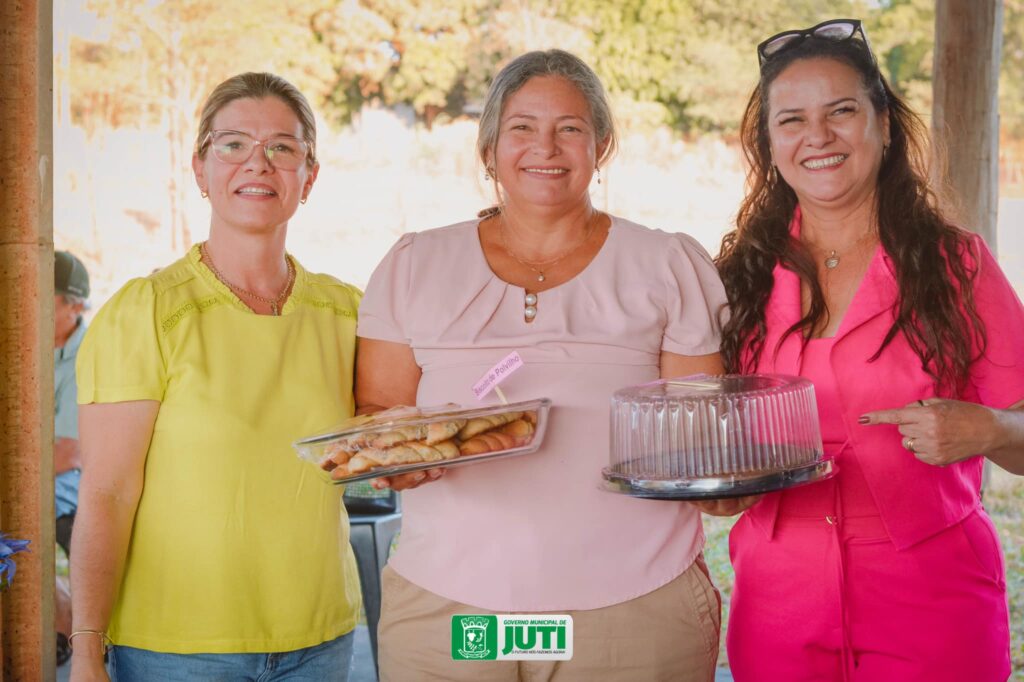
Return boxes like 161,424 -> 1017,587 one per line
108,631 -> 354,682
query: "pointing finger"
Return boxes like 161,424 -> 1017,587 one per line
859,408 -> 908,425
860,407 -> 931,425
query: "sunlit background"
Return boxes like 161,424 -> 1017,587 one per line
52,3 -> 1024,674
54,0 -> 1024,309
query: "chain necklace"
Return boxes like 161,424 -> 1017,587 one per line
499,213 -> 601,323
804,228 -> 877,270
499,214 -> 597,283
201,241 -> 295,316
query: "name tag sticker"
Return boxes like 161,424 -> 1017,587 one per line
472,351 -> 524,401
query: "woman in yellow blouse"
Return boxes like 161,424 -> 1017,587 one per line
69,73 -> 362,682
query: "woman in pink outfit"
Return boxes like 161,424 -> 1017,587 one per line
712,19 -> 1024,682
357,50 -> 727,681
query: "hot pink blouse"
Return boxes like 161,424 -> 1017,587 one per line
358,216 -> 727,611
745,207 -> 1024,549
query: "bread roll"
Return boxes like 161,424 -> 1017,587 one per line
459,431 -> 518,456
458,411 -> 524,439
369,424 -> 428,449
425,419 -> 467,445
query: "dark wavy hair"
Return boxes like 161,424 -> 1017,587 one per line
716,35 -> 984,395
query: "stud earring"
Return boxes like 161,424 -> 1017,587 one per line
200,190 -> 209,199
484,166 -> 495,181
300,196 -> 308,205
595,167 -> 601,184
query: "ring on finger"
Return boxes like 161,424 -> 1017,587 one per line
902,436 -> 917,453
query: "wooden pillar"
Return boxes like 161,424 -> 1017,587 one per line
932,0 -> 1003,247
932,0 -> 1002,492
0,0 -> 56,680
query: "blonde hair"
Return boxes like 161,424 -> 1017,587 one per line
195,72 -> 317,166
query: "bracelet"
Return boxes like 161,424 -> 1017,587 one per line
68,629 -> 113,652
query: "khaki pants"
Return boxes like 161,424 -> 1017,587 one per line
378,555 -> 721,682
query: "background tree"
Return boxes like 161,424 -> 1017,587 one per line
69,0 -> 337,249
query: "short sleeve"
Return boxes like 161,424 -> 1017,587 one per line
77,278 -> 167,404
54,370 -> 78,439
661,233 -> 728,356
965,235 -> 1024,409
357,233 -> 415,344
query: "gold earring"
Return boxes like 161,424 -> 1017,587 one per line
200,190 -> 209,199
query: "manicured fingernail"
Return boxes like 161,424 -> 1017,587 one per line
414,472 -> 427,482
857,416 -> 869,424
429,469 -> 443,479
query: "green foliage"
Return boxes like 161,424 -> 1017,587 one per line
1002,1 -> 1024,136
864,0 -> 935,116
66,0 -> 1024,139
70,0 -> 338,131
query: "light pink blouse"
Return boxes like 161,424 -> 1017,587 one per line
358,216 -> 727,611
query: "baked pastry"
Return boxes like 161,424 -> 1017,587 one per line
319,408 -> 540,479
458,419 -> 535,456
367,419 -> 467,448
458,411 -> 524,440
334,439 -> 460,478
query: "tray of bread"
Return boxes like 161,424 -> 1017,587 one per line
294,398 -> 551,484
603,374 -> 831,500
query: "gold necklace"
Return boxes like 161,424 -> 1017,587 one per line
201,241 -> 295,316
499,214 -> 597,283
804,228 -> 877,270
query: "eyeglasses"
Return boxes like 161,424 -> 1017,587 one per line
757,19 -> 872,67
203,130 -> 311,170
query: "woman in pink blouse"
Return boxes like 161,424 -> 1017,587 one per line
357,50 -> 727,681
714,19 -> 1024,681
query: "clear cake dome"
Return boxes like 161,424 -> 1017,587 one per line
604,374 -> 830,499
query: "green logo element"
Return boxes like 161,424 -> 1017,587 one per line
452,615 -> 498,660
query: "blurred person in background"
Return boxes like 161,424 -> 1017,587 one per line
69,72 -> 362,682
713,19 -> 1024,681
54,250 -> 91,665
357,49 -> 727,681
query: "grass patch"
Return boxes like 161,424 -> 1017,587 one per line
703,467 -> 1024,679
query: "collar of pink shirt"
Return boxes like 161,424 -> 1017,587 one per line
743,206 -> 985,550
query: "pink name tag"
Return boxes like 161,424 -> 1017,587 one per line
473,351 -> 524,400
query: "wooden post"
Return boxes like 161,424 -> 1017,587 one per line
932,0 -> 1002,492
0,0 -> 55,680
932,0 -> 1003,246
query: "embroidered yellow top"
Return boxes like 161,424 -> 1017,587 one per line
77,244 -> 362,653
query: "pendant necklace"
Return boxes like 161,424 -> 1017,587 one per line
808,228 -> 877,270
201,241 -> 295,316
500,216 -> 596,283
500,215 -> 598,321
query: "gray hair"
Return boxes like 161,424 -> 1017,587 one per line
477,50 -> 618,172
195,72 -> 317,166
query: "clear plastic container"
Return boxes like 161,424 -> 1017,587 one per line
603,375 -> 830,500
294,398 -> 551,484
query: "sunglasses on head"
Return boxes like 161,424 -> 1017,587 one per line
757,19 -> 872,68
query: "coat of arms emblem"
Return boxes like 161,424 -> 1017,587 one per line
457,616 -> 491,659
